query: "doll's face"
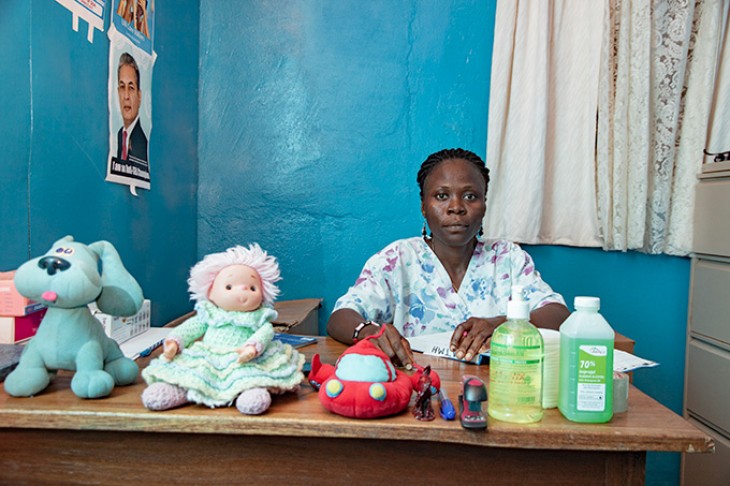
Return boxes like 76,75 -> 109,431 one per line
208,264 -> 263,312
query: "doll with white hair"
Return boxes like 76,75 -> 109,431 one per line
141,244 -> 305,414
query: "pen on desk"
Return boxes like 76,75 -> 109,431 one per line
139,339 -> 164,358
438,388 -> 456,420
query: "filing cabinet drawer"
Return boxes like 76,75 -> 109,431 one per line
686,340 -> 730,435
683,418 -> 729,486
690,259 -> 730,346
694,178 -> 730,257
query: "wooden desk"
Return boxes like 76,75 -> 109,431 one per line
0,338 -> 712,485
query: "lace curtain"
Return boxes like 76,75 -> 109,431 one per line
485,0 -> 727,255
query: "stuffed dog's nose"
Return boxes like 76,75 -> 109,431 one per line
38,256 -> 71,276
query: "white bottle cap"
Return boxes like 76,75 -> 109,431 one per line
574,296 -> 600,310
507,285 -> 529,319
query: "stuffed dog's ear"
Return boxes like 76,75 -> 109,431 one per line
88,241 -> 143,317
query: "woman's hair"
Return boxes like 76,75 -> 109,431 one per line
416,148 -> 490,199
188,243 -> 281,305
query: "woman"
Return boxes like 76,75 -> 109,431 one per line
327,148 -> 570,368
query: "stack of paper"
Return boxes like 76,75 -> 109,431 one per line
406,331 -> 489,365
539,329 -> 560,408
120,327 -> 171,360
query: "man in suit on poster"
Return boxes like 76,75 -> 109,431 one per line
116,52 -> 148,165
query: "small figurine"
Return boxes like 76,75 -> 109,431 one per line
412,365 -> 435,421
141,244 -> 304,414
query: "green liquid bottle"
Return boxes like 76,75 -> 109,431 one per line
558,296 -> 614,423
488,286 -> 544,423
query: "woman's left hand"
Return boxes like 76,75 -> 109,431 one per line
450,317 -> 506,362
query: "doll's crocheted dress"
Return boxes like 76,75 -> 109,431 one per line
142,301 -> 304,407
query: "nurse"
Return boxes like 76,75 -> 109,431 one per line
327,148 -> 570,367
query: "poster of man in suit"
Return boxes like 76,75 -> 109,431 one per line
116,53 -> 148,165
107,0 -> 155,192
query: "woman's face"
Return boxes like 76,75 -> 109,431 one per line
208,264 -> 263,312
421,158 -> 486,249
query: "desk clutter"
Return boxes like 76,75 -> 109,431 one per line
2,236 -> 662,432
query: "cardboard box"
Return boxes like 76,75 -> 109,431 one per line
162,298 -> 322,336
0,307 -> 47,344
0,271 -> 42,317
90,299 -> 151,344
615,332 -> 635,354
272,298 -> 322,335
0,343 -> 24,381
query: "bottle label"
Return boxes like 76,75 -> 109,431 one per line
576,345 -> 608,411
490,342 -> 542,405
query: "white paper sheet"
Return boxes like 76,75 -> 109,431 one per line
120,327 -> 171,359
406,331 -> 489,365
613,349 -> 659,373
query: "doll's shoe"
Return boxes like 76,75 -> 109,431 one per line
141,382 -> 189,411
236,387 -> 272,415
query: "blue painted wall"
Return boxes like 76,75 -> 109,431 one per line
199,0 -> 494,310
0,0 -> 199,327
1,1 -> 32,264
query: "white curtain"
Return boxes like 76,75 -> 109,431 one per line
484,0 -> 605,247
485,0 -> 727,256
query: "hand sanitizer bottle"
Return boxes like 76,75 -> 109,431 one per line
488,286 -> 544,423
558,296 -> 614,423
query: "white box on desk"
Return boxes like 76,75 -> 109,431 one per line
89,299 -> 151,344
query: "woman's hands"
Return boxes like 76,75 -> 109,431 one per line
363,324 -> 414,370
447,304 -> 570,361
449,317 -> 506,362
326,308 -> 414,369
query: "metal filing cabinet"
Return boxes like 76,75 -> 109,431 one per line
683,165 -> 730,485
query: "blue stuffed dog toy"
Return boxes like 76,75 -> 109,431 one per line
4,236 -> 142,399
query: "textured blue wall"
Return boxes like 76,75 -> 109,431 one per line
199,0 -> 495,315
1,1 -> 32,265
0,0 -> 199,326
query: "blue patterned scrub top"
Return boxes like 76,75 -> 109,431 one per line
333,237 -> 565,337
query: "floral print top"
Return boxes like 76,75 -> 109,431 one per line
333,237 -> 565,337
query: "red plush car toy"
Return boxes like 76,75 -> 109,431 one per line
308,325 -> 439,419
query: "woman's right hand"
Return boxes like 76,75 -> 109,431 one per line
365,324 -> 415,370
326,308 -> 414,369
